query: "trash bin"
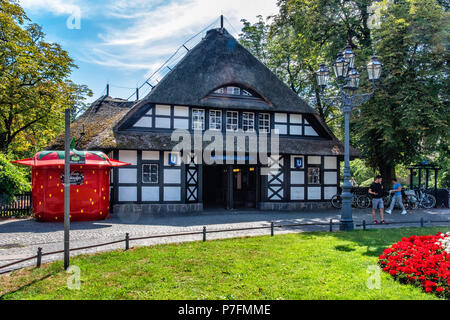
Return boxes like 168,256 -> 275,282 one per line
12,150 -> 129,222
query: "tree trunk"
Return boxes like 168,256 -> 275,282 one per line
379,162 -> 396,193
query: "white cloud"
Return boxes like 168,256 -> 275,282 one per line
100,0 -> 277,46
18,0 -> 82,15
93,0 -> 278,75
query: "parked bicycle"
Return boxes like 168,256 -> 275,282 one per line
404,188 -> 436,209
331,193 -> 371,209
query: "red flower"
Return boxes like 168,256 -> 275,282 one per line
378,232 -> 449,298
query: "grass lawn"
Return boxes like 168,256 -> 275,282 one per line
1,226 -> 449,300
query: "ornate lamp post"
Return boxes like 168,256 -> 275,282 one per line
316,45 -> 382,231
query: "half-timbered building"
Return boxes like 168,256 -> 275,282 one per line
50,28 -> 358,215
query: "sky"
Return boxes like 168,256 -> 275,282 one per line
19,0 -> 279,103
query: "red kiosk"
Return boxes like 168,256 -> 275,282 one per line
12,150 -> 129,222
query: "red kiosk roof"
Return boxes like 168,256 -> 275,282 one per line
12,150 -> 130,168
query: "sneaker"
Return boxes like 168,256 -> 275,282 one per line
385,210 -> 392,214
401,210 -> 407,215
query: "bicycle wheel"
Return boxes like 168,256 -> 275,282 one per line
421,194 -> 436,209
357,195 -> 371,209
331,195 -> 342,209
407,195 -> 418,210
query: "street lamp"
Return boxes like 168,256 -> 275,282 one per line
315,45 -> 382,231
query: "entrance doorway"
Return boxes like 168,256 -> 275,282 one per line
203,165 -> 227,209
202,164 -> 258,210
232,165 -> 257,209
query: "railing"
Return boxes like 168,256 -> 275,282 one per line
0,192 -> 32,217
1,217 -> 449,274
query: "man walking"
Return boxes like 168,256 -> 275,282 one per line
369,175 -> 385,224
385,178 -> 407,215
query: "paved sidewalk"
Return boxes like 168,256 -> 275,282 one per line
0,208 -> 449,273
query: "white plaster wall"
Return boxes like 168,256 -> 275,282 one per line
289,125 -> 302,135
119,168 -> 137,184
155,105 -> 171,116
308,156 -> 321,165
305,126 -> 319,136
275,113 -> 287,122
174,106 -> 189,117
290,171 -> 305,184
274,124 -> 287,135
324,156 -> 337,169
164,187 -> 181,201
142,151 -> 160,161
290,114 -> 302,124
291,187 -> 305,200
324,172 -> 337,185
324,187 -> 337,200
308,187 -> 321,200
133,117 -> 152,128
118,187 -> 137,202
142,187 -> 160,202
155,117 -> 171,128
164,169 -> 181,184
174,118 -> 189,129
119,150 -> 137,165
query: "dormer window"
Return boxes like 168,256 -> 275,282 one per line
212,85 -> 262,99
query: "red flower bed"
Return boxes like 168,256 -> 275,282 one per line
378,233 -> 450,299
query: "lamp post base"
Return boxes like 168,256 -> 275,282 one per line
339,220 -> 354,231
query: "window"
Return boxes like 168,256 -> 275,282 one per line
226,111 -> 239,131
192,109 -> 205,130
209,110 -> 222,131
258,113 -> 270,133
211,85 -> 262,99
308,167 -> 321,185
242,112 -> 255,132
227,86 -> 241,95
142,164 -> 158,183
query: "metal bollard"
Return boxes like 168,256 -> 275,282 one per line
329,219 -> 333,232
271,222 -> 274,237
362,220 -> 366,231
420,217 -> 424,228
125,233 -> 130,250
203,226 -> 206,242
36,247 -> 42,268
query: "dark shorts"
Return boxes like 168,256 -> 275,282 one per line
372,198 -> 384,210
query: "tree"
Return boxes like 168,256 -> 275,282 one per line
0,152 -> 30,201
239,0 -> 449,188
0,0 -> 92,158
352,0 -> 449,185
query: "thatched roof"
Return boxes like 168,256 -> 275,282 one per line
48,96 -> 134,150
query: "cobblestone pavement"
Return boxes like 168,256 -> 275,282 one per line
0,208 -> 449,273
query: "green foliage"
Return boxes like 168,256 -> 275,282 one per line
0,0 -> 92,158
0,152 -> 30,201
353,0 -> 449,180
239,0 -> 449,187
